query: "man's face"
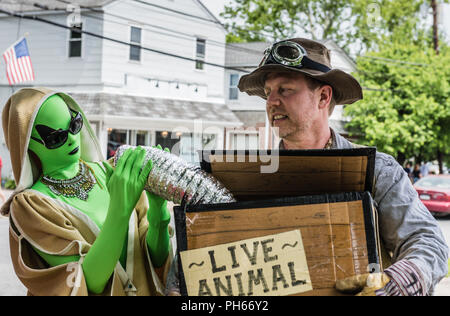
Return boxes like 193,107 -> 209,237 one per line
264,73 -> 322,139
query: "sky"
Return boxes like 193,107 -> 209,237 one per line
201,0 -> 450,43
201,0 -> 227,21
443,4 -> 450,41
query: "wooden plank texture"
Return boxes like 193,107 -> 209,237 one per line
185,200 -> 369,296
208,155 -> 368,199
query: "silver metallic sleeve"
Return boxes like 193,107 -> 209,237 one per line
113,145 -> 236,205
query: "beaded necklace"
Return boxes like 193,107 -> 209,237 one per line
41,160 -> 96,201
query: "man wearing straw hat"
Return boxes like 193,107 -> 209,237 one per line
238,38 -> 448,296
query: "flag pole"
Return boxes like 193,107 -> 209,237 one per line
15,3 -> 23,40
10,3 -> 24,94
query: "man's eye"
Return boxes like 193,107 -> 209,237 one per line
280,88 -> 293,95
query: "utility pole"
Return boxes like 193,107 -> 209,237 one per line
431,0 -> 439,55
431,0 -> 444,174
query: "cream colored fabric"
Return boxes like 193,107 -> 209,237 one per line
9,189 -> 171,296
1,88 -> 103,216
2,88 -> 171,296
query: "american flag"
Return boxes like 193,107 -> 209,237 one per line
2,37 -> 35,85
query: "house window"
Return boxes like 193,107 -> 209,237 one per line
195,38 -> 205,70
130,26 -> 142,61
68,24 -> 82,57
230,132 -> 259,150
107,129 -> 128,159
174,132 -> 217,163
107,129 -> 152,158
229,73 -> 239,100
136,131 -> 146,146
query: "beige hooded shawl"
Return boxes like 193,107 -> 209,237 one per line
1,87 -> 171,296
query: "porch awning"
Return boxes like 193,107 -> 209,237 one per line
69,92 -> 243,130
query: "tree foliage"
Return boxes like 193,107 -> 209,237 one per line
222,0 -> 450,166
221,0 -> 432,53
345,38 -> 450,163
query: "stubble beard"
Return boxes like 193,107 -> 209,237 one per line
274,117 -> 313,141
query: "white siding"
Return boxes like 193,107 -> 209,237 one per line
0,14 -> 104,90
0,1 -> 229,177
101,0 -> 226,103
0,13 -> 104,178
0,87 -> 13,180
225,69 -> 266,111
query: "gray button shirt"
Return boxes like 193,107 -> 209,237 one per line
329,130 -> 448,292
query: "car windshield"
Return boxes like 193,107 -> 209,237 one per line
416,177 -> 450,189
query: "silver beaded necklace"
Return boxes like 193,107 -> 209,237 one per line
41,161 -> 96,201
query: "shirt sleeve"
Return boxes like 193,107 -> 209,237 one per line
373,152 -> 449,294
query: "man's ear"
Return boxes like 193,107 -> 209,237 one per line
318,85 -> 333,110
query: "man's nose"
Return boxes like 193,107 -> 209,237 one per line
266,90 -> 281,107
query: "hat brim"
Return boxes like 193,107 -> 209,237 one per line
238,64 -> 363,105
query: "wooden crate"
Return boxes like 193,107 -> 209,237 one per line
175,192 -> 380,296
200,149 -> 376,201
175,148 -> 380,296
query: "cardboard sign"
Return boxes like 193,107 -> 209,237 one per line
180,230 -> 313,296
175,192 -> 381,296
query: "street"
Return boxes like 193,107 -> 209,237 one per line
434,217 -> 450,295
0,189 -> 449,296
0,208 -> 26,295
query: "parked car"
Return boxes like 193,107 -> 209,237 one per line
107,140 -> 123,159
414,175 -> 450,217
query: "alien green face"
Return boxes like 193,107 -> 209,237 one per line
31,108 -> 83,149
29,95 -> 82,170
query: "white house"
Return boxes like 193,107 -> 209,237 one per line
224,39 -> 358,150
0,0 -> 242,179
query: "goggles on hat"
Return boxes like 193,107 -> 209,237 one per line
31,108 -> 83,149
259,40 -> 331,73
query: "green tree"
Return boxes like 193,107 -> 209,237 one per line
345,38 -> 450,166
222,0 -> 450,168
221,0 -> 429,53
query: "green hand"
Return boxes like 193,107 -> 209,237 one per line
146,145 -> 171,268
102,147 -> 153,221
81,148 -> 153,293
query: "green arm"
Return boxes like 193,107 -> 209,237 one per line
33,214 -> 128,295
81,213 -> 129,294
83,148 -> 153,294
36,191 -> 171,284
33,148 -> 153,295
145,192 -> 171,268
145,145 -> 171,268
33,212 -> 129,295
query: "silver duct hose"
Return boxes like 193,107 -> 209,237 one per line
114,145 -> 236,206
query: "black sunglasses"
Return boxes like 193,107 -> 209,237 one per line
259,40 -> 332,73
31,108 -> 83,149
